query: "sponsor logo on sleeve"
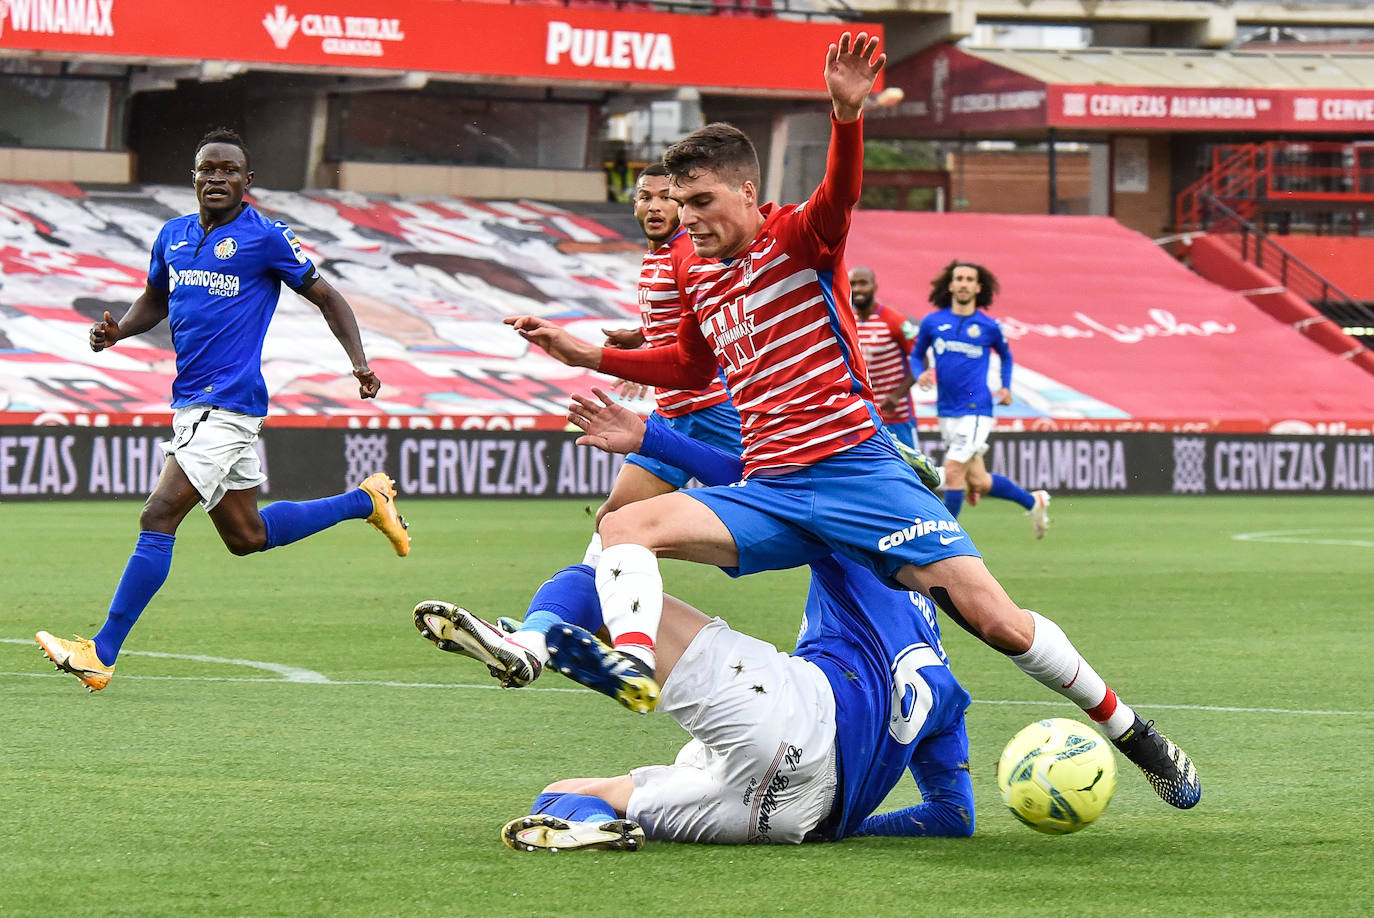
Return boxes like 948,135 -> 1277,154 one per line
278,225 -> 308,264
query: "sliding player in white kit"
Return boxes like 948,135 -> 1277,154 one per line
414,392 -> 974,849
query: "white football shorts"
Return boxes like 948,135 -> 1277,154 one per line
627,618 -> 838,845
938,414 -> 994,464
161,405 -> 267,511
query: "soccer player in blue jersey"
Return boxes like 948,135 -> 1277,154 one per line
912,260 -> 1050,537
414,400 -> 974,849
35,128 -> 410,692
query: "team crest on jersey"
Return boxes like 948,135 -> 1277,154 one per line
967,324 -> 981,338
213,238 -> 238,260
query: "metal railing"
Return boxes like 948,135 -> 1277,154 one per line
1177,141 -> 1374,234
1197,193 -> 1374,332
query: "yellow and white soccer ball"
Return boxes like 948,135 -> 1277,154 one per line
997,718 -> 1118,835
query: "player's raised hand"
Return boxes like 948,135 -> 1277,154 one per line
826,31 -> 886,122
568,387 -> 646,455
354,366 -> 381,399
90,310 -> 120,352
505,315 -> 601,369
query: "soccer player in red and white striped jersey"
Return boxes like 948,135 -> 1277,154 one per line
508,33 -> 1200,810
849,266 -> 917,447
580,164 -> 742,567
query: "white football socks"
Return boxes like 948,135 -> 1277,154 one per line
1011,610 -> 1136,740
506,629 -> 549,666
582,531 -> 603,568
595,543 -> 662,670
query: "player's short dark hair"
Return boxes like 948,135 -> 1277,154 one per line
663,122 -> 760,191
638,161 -> 669,181
928,259 -> 999,310
195,127 -> 251,171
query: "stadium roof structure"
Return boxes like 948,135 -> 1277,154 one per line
869,43 -> 1374,138
961,46 -> 1374,90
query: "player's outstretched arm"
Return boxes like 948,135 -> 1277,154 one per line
826,31 -> 886,123
851,763 -> 975,839
299,276 -> 380,399
506,315 -> 603,370
91,283 -> 169,351
570,387 -> 744,485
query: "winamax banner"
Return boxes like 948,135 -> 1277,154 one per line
2,428 -> 1371,501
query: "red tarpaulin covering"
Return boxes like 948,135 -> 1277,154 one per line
847,211 -> 1374,424
1251,235 -> 1374,302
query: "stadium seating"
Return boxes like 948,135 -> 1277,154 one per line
1,182 -> 1368,427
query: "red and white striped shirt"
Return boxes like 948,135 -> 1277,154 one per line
601,116 -> 876,476
638,229 -> 730,418
855,305 -> 914,424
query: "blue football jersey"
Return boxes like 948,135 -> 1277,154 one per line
911,308 -> 1013,417
794,554 -> 971,840
147,203 -> 319,416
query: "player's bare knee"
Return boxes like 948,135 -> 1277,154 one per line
598,505 -> 650,546
222,533 -> 265,556
977,609 -> 1034,654
592,498 -> 614,530
543,777 -> 601,795
138,498 -> 179,532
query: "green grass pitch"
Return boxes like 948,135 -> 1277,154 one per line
3,495 -> 1372,917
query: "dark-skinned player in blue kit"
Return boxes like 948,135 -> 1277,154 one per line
36,128 -> 410,692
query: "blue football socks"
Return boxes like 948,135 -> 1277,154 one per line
988,474 -> 1035,510
943,489 -> 964,518
531,791 -> 618,823
92,530 -> 176,666
521,564 -> 604,635
260,488 -> 372,550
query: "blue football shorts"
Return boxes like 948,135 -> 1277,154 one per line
624,400 -> 744,488
685,433 -> 981,587
882,420 -> 916,448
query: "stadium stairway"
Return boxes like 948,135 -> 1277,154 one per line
1,182 -> 1369,429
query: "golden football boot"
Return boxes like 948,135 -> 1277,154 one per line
359,472 -> 410,556
35,632 -> 114,692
